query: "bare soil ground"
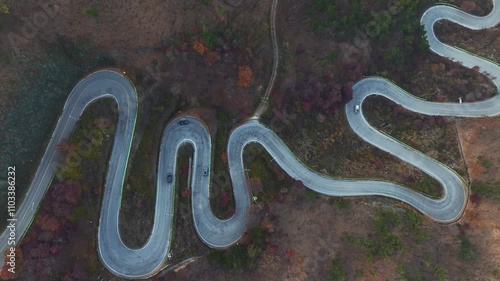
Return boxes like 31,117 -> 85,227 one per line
164,189 -> 500,281
457,117 -> 500,182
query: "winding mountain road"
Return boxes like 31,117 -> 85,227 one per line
1,0 -> 499,279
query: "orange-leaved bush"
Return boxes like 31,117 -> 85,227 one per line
192,40 -> 208,55
236,66 -> 253,88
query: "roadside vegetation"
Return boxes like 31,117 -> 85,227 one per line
0,0 -> 8,14
82,7 -> 99,17
477,155 -> 493,169
457,234 -> 476,261
208,225 -> 268,270
210,109 -> 238,219
243,144 -> 295,204
342,208 -> 455,280
329,258 -> 345,281
345,210 -> 404,260
470,181 -> 500,200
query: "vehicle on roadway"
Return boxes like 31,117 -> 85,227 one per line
355,104 -> 360,113
167,174 -> 173,183
179,120 -> 189,125
203,166 -> 209,177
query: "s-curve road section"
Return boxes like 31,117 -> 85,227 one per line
346,0 -> 500,221
1,0 -> 499,279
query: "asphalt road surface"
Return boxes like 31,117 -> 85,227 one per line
0,0 -> 498,279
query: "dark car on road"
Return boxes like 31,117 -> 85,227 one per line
203,167 -> 209,177
179,120 -> 189,125
167,174 -> 173,183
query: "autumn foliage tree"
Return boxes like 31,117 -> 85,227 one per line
236,66 -> 253,88
50,181 -> 82,205
17,180 -> 85,279
36,214 -> 61,232
192,40 -> 208,55
341,82 -> 354,103
1,248 -> 23,280
0,265 -> 16,280
0,0 -> 8,14
31,181 -> 82,233
40,181 -> 83,227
